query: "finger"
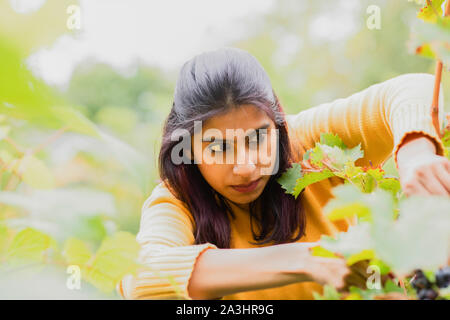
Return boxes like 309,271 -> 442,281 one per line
444,160 -> 450,172
403,180 -> 430,197
431,163 -> 450,194
417,170 -> 449,195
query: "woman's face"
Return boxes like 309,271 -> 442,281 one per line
191,104 -> 278,208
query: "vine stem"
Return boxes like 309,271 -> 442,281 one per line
430,0 -> 450,138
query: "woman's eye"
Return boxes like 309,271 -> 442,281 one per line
208,142 -> 228,152
248,132 -> 266,146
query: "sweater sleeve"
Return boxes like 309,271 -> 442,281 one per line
285,73 -> 446,169
117,183 -> 218,300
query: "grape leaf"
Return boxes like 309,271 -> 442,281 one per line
320,132 -> 347,148
292,169 -> 334,197
277,163 -> 302,194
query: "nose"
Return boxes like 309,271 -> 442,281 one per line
233,159 -> 256,177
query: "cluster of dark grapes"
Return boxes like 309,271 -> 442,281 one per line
410,267 -> 450,300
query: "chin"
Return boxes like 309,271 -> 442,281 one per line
228,189 -> 263,205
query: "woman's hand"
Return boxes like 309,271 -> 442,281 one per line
397,134 -> 450,197
295,244 -> 368,291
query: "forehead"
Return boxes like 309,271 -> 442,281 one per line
202,104 -> 274,132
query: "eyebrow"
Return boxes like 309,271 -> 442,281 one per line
201,123 -> 271,143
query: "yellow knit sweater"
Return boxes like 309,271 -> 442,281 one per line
119,73 -> 445,300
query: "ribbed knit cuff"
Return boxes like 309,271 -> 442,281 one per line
392,102 -> 445,170
118,242 -> 218,300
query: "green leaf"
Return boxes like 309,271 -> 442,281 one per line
320,132 -> 347,148
383,280 -> 404,294
277,163 -> 302,194
292,169 -> 334,197
309,145 -> 325,166
369,259 -> 391,275
378,177 -> 401,197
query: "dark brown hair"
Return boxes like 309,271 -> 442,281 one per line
158,47 -> 305,248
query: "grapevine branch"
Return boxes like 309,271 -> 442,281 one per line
430,0 -> 450,138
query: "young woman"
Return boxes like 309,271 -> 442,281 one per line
119,47 -> 450,300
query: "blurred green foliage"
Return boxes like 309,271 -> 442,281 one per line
0,0 -> 449,299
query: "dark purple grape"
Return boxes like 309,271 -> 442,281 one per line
411,270 -> 432,290
417,289 -> 438,300
435,267 -> 450,289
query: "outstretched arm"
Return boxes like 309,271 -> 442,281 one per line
285,73 -> 449,196
286,73 -> 446,169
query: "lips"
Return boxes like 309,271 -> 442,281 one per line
232,178 -> 261,193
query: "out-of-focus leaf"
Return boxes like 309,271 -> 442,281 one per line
320,224 -> 373,258
6,227 -> 57,264
409,16 -> 450,66
347,249 -> 375,266
0,34 -> 100,137
84,232 -> 140,293
0,0 -> 79,54
62,238 -> 92,266
417,0 -> 444,23
310,246 -> 339,259
372,196 -> 450,275
323,184 -> 372,221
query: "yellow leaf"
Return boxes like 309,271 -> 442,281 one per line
62,238 -> 93,266
311,246 -> 339,259
347,249 -> 375,266
327,203 -> 370,221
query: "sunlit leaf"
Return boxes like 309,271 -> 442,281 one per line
277,163 -> 302,194
292,170 -> 334,197
320,132 -> 347,148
